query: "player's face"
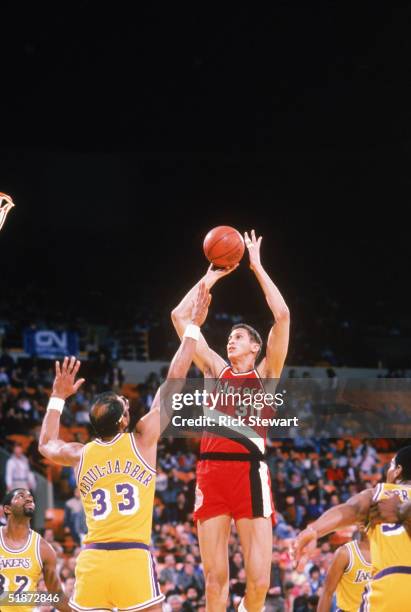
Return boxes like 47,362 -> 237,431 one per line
227,328 -> 259,360
386,456 -> 401,483
8,489 -> 35,518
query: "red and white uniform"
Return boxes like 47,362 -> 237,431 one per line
194,366 -> 276,523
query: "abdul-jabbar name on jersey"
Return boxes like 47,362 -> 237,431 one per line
76,433 -> 156,545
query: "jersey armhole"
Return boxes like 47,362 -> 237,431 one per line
35,533 -> 43,570
343,543 -> 353,574
129,434 -> 157,474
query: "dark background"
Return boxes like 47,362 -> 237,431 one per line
1,3 -> 410,363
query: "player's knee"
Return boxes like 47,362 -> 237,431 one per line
205,567 -> 229,600
247,576 -> 270,598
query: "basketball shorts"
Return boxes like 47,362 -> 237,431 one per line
69,543 -> 165,611
193,454 -> 276,524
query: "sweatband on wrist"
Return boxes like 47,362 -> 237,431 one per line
183,324 -> 200,341
47,397 -> 65,414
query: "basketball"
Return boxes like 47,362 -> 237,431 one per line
203,225 -> 245,267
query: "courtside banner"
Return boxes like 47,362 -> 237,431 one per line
23,329 -> 79,358
158,377 -> 411,439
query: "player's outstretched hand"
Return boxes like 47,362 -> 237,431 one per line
191,281 -> 212,327
244,229 -> 262,271
291,526 -> 318,571
203,263 -> 238,288
369,495 -> 401,526
52,356 -> 86,400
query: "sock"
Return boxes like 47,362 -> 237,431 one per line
238,598 -> 248,612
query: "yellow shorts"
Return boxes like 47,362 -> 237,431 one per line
69,545 -> 165,611
361,570 -> 411,611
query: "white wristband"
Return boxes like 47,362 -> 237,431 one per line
47,397 -> 65,414
183,324 -> 200,341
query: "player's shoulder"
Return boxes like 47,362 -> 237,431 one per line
204,353 -> 228,378
332,543 -> 351,571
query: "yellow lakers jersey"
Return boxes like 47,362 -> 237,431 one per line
0,527 -> 42,612
77,433 -> 156,545
369,482 -> 411,575
336,540 -> 372,612
361,482 -> 411,611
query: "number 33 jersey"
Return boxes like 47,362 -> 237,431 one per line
0,528 -> 42,612
77,433 -> 156,545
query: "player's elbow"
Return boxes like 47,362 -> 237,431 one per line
38,443 -> 50,459
276,306 -> 290,322
171,307 -> 183,326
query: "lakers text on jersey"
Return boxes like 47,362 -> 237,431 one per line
0,528 -> 42,612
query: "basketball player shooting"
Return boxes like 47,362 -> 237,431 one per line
171,230 -> 290,612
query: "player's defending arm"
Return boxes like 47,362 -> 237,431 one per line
244,230 -> 290,378
40,539 -> 72,612
138,282 -> 212,446
38,357 -> 85,467
171,265 -> 236,375
317,546 -> 349,612
293,489 -> 373,566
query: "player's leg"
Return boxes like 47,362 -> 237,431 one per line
197,515 -> 232,612
236,517 -> 272,612
113,549 -> 165,611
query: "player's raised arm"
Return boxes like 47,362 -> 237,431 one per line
171,265 -> 236,375
138,282 -> 212,446
38,357 -> 85,466
40,539 -> 72,612
317,546 -> 349,612
244,229 -> 290,378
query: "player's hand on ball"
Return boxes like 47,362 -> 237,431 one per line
191,281 -> 212,327
244,229 -> 262,271
52,356 -> 86,400
203,263 -> 238,288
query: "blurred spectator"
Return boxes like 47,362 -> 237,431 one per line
177,561 -> 204,593
164,594 -> 184,612
160,554 -> 179,584
64,576 -> 76,598
0,350 -> 14,373
307,565 -> 323,595
5,443 -> 36,491
0,366 -> 10,386
266,548 -> 285,611
43,528 -> 63,556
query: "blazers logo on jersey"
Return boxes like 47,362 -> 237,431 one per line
0,556 -> 31,570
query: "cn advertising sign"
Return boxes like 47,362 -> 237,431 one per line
23,329 -> 79,359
